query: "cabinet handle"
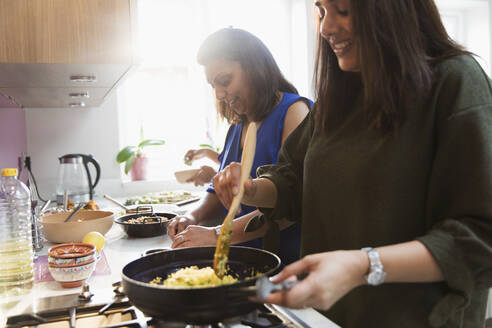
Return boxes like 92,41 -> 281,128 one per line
70,75 -> 97,83
69,92 -> 90,98
69,102 -> 86,108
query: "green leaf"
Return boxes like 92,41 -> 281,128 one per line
124,154 -> 136,174
138,139 -> 165,148
117,146 -> 137,163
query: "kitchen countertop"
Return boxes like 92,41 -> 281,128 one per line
0,199 -> 340,328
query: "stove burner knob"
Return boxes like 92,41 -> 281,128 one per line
78,282 -> 94,301
112,281 -> 125,296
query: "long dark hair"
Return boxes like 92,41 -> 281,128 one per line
197,28 -> 298,123
314,0 -> 468,135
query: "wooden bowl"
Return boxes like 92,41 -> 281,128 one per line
174,169 -> 199,183
41,210 -> 114,243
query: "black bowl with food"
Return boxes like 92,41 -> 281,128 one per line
114,212 -> 176,238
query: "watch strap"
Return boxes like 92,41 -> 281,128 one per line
361,247 -> 386,286
214,225 -> 221,237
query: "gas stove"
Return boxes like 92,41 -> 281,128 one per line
5,282 -> 312,328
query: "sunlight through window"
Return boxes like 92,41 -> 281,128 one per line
117,0 -> 311,181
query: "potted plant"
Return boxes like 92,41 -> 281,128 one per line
116,139 -> 165,181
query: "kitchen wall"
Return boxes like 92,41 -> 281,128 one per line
24,92 -> 200,201
24,92 -> 119,199
0,99 -> 26,171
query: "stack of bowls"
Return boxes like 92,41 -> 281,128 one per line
48,243 -> 97,288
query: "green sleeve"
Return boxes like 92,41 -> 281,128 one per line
256,104 -> 316,221
417,56 -> 492,326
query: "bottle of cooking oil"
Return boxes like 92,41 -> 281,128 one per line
0,168 -> 34,298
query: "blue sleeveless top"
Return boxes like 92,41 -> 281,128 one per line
207,92 -> 313,265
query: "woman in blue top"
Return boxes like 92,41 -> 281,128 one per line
167,27 -> 312,264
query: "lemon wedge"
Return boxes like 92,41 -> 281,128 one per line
82,231 -> 105,252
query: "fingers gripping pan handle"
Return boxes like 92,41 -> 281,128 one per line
233,276 -> 298,301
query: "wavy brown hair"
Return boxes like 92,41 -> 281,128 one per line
314,0 -> 469,135
197,28 -> 298,124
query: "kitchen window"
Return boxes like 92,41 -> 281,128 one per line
436,0 -> 490,74
117,0 -> 312,181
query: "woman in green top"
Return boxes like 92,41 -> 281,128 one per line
213,0 -> 492,327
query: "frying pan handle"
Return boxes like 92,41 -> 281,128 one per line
104,194 -> 130,212
256,276 -> 298,300
230,276 -> 298,301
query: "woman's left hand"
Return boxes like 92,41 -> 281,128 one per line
264,251 -> 369,310
171,225 -> 217,248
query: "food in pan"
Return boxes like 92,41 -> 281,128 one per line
124,190 -> 197,206
126,216 -> 168,224
150,266 -> 237,288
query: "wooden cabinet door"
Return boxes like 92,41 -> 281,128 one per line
0,0 -> 134,64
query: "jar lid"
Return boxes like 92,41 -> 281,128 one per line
1,168 -> 17,176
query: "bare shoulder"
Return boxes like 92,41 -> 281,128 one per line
286,99 -> 310,122
282,99 -> 310,143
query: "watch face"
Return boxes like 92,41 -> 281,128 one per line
368,270 -> 386,285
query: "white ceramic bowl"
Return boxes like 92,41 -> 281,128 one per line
174,169 -> 200,183
41,210 -> 114,243
48,260 -> 96,288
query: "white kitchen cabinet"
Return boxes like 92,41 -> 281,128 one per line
0,0 -> 137,108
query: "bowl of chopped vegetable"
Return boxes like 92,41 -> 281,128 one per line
114,212 -> 177,238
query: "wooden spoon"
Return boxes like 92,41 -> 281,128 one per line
214,122 -> 257,278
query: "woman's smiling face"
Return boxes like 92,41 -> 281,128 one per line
204,59 -> 250,116
316,0 -> 359,72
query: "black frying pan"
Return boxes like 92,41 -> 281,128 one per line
114,212 -> 176,237
121,246 -> 281,324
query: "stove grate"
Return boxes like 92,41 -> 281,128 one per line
5,303 -> 152,328
6,295 -> 303,328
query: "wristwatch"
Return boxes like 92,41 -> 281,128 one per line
361,247 -> 386,286
214,226 -> 222,238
